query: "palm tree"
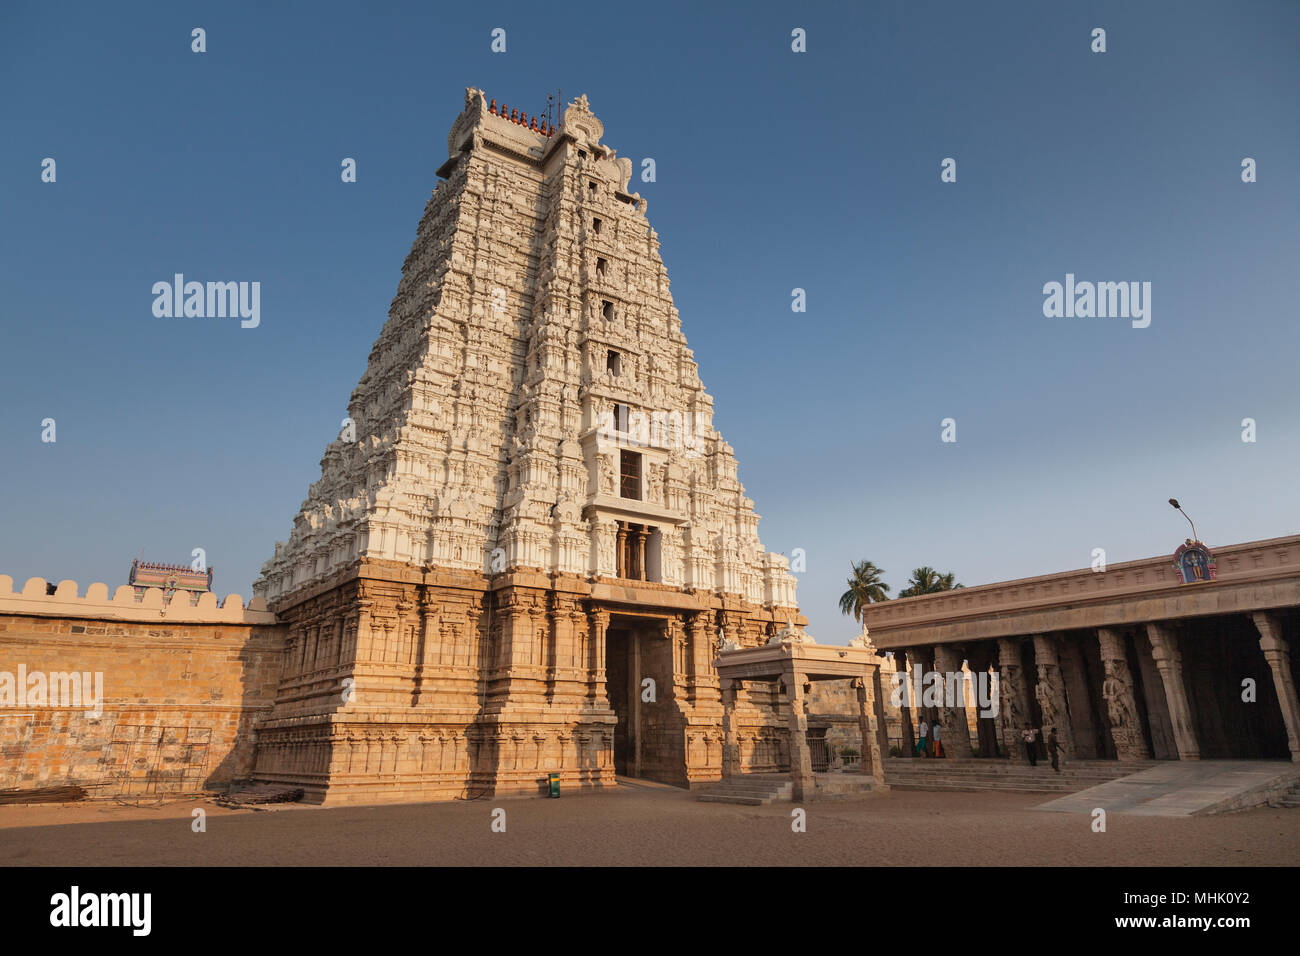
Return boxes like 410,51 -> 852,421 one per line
839,560 -> 891,623
897,566 -> 964,598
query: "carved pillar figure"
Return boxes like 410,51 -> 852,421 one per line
1097,627 -> 1148,759
1031,634 -> 1074,757
895,649 -> 917,758
854,674 -> 888,787
1145,622 -> 1200,760
1252,612 -> 1300,761
932,644 -> 974,757
785,671 -> 814,801
720,677 -> 741,779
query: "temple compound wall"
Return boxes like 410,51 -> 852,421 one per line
861,536 -> 1300,766
0,575 -> 283,797
249,90 -> 804,805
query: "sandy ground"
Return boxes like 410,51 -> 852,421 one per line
1,787 -> 1296,866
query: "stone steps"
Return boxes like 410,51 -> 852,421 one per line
696,777 -> 793,806
887,772 -> 1148,786
883,759 -> 1149,775
886,761 -> 1153,776
887,769 -> 1146,783
1269,782 -> 1300,808
882,758 -> 1156,795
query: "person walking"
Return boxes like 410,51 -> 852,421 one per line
1021,724 -> 1038,766
1047,727 -> 1064,772
916,718 -> 929,758
932,720 -> 944,758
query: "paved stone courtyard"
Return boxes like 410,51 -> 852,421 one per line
3,786 -> 1296,867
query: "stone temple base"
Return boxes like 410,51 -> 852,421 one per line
249,560 -> 797,805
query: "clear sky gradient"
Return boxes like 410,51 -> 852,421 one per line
2,1 -> 1297,642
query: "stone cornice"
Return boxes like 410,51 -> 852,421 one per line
714,642 -> 878,680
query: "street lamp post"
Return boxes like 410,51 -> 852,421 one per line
1168,498 -> 1199,542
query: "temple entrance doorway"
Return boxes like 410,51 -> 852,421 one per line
604,614 -> 687,785
606,626 -> 639,776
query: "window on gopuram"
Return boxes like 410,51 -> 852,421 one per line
620,450 -> 641,500
606,350 -> 621,376
592,217 -> 602,235
596,257 -> 607,277
602,299 -> 615,322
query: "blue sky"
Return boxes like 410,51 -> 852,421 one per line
2,1 -> 1297,642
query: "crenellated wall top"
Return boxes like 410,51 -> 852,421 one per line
0,574 -> 278,625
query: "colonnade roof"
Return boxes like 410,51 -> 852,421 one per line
859,535 -> 1300,649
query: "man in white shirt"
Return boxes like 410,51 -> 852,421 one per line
917,719 -> 929,757
1021,724 -> 1039,766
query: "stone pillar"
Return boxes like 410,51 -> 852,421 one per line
412,590 -> 438,704
1031,634 -> 1074,757
997,638 -> 1031,761
855,674 -> 888,787
686,613 -> 716,705
1145,622 -> 1200,760
720,677 -> 741,779
1253,612 -> 1300,762
587,607 -> 611,710
1097,627 -> 1149,759
785,671 -> 814,801
615,524 -> 627,578
497,591 -> 544,703
895,649 -> 917,758
636,529 -> 647,582
871,667 -> 890,759
555,599 -> 588,706
932,644 -> 974,757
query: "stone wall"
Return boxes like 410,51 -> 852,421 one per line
808,679 -> 865,755
0,575 -> 284,797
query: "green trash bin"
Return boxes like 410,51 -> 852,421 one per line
547,772 -> 561,798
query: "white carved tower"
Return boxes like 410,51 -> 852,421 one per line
252,90 -> 801,803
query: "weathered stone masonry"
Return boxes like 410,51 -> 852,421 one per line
0,575 -> 283,796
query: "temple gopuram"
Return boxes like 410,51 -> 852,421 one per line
250,90 -> 806,804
